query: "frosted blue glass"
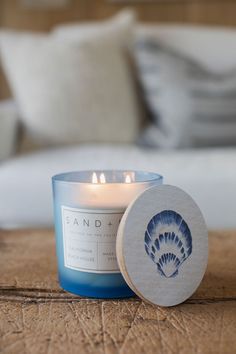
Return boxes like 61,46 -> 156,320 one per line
52,170 -> 163,299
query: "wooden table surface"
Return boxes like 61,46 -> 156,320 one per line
0,229 -> 236,354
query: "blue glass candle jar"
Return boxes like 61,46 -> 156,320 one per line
52,170 -> 163,298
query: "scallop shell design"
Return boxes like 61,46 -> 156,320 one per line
144,210 -> 192,278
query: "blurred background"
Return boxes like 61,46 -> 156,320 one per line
1,0 -> 236,100
0,0 -> 236,230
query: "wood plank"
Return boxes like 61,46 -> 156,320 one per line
186,1 -> 236,26
86,0 -> 236,25
1,300 -> 236,353
85,0 -> 189,22
1,230 -> 236,301
2,0 -> 236,30
0,229 -> 236,353
0,0 -> 87,31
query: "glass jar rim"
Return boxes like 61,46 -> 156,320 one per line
52,170 -> 163,185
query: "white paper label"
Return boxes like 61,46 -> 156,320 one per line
61,206 -> 124,273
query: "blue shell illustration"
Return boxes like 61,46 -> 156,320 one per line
144,210 -> 192,278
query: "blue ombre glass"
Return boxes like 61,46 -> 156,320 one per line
52,170 -> 163,298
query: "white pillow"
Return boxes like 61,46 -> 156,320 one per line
135,31 -> 236,148
53,9 -> 135,47
137,24 -> 236,74
0,11 -> 140,146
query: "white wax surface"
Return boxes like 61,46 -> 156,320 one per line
53,171 -> 163,210
73,183 -> 157,209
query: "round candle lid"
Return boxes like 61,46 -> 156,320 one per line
116,185 -> 208,307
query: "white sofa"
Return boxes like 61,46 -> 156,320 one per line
0,141 -> 235,229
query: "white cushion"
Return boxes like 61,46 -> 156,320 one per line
135,25 -> 236,148
0,145 -> 235,229
137,24 -> 236,74
53,9 -> 135,46
0,10 -> 140,146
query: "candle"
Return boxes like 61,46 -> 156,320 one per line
52,170 -> 163,298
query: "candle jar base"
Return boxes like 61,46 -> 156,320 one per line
59,272 -> 135,299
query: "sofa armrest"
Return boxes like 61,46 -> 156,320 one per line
0,99 -> 19,161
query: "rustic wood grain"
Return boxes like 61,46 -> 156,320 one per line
0,229 -> 236,354
1,230 -> 235,300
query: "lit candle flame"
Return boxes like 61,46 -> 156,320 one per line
125,174 -> 132,183
100,173 -> 106,184
92,172 -> 98,184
